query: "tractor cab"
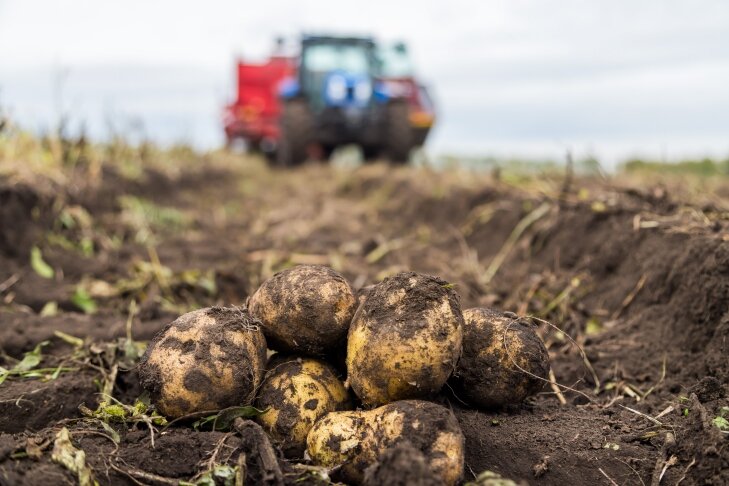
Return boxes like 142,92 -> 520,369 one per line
298,36 -> 378,114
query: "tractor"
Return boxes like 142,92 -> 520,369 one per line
223,35 -> 435,165
277,35 -> 413,166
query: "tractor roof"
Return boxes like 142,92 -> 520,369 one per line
301,34 -> 375,46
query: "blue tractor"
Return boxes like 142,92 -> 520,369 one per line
276,35 -> 413,166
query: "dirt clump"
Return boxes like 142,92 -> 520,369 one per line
363,441 -> 443,486
0,183 -> 49,259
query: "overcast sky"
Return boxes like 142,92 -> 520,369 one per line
1,0 -> 728,166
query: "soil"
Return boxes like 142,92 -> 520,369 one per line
363,441 -> 443,486
1,157 -> 728,485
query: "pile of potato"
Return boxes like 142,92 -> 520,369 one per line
138,265 -> 550,485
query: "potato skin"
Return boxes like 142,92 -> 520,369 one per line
254,356 -> 351,458
346,272 -> 464,406
307,400 -> 465,486
451,308 -> 549,408
248,265 -> 356,356
137,307 -> 267,418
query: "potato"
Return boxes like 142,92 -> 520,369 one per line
254,356 -> 351,458
137,307 -> 267,418
451,308 -> 549,408
307,400 -> 465,486
346,271 -> 463,406
248,265 -> 356,356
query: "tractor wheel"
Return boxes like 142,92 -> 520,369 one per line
383,101 -> 413,164
361,145 -> 381,163
276,100 -> 314,167
322,144 -> 336,162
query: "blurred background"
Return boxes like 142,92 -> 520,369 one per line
1,0 -> 728,168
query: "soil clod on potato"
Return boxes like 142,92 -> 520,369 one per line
363,441 -> 443,486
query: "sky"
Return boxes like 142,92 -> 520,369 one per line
1,0 -> 728,167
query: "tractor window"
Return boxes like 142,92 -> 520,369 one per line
304,44 -> 370,74
379,43 -> 414,77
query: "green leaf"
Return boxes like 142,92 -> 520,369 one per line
71,287 -> 97,314
40,301 -> 59,316
102,404 -> 127,420
54,330 -> 84,348
585,317 -> 603,336
183,466 -> 238,486
193,405 -> 267,431
58,210 -> 76,229
0,367 -> 9,385
80,237 -> 94,257
132,399 -> 148,415
122,338 -> 144,363
15,341 -> 49,372
98,421 -> 120,443
150,412 -> 167,426
713,416 -> 729,431
30,246 -> 54,279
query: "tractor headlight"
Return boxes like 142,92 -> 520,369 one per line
326,75 -> 347,102
354,80 -> 372,102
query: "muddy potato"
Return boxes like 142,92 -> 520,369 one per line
307,400 -> 465,486
138,307 -> 267,418
248,265 -> 356,356
346,272 -> 464,406
451,308 -> 550,408
254,356 -> 351,458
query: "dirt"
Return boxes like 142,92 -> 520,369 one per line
363,441 -> 443,486
358,271 -> 462,340
0,184 -> 50,259
1,157 -> 728,485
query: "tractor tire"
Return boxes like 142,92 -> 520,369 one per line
276,100 -> 314,167
322,144 -> 337,161
383,101 -> 413,164
361,145 -> 381,163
